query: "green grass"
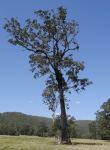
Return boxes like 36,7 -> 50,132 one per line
0,136 -> 110,150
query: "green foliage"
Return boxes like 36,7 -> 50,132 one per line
0,112 -> 92,138
68,116 -> 77,138
4,6 -> 91,112
4,7 -> 91,143
95,98 -> 110,140
37,122 -> 49,137
52,115 -> 77,138
89,121 -> 97,139
76,120 -> 92,138
0,112 -> 51,136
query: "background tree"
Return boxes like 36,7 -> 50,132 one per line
4,6 -> 91,144
52,115 -> 77,138
96,98 -> 110,140
89,121 -> 97,139
37,122 -> 48,137
68,116 -> 77,138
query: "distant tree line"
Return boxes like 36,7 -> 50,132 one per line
0,122 -> 50,136
0,112 -> 77,138
3,111 -> 109,139
89,98 -> 110,140
0,112 -> 51,136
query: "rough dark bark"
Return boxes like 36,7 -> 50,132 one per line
55,68 -> 72,144
59,89 -> 72,144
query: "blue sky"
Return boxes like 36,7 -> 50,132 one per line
0,0 -> 110,120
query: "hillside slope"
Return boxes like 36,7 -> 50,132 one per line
76,120 -> 92,138
0,112 -> 51,126
0,112 -> 92,137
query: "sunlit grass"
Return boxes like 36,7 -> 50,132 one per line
0,136 -> 110,150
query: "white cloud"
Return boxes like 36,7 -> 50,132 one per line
75,101 -> 81,104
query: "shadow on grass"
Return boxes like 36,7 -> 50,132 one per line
52,141 -> 103,146
72,142 -> 103,145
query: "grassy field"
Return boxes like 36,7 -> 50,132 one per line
0,136 -> 110,150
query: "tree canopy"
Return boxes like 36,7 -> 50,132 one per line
96,98 -> 110,139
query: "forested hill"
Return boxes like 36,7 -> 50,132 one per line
0,112 -> 52,136
0,112 -> 92,137
76,120 -> 92,138
0,112 -> 52,127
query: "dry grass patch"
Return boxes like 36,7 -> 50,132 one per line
0,136 -> 110,150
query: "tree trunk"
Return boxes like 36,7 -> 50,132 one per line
55,68 -> 72,144
59,89 -> 72,144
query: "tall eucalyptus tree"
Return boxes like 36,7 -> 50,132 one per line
4,7 -> 91,144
